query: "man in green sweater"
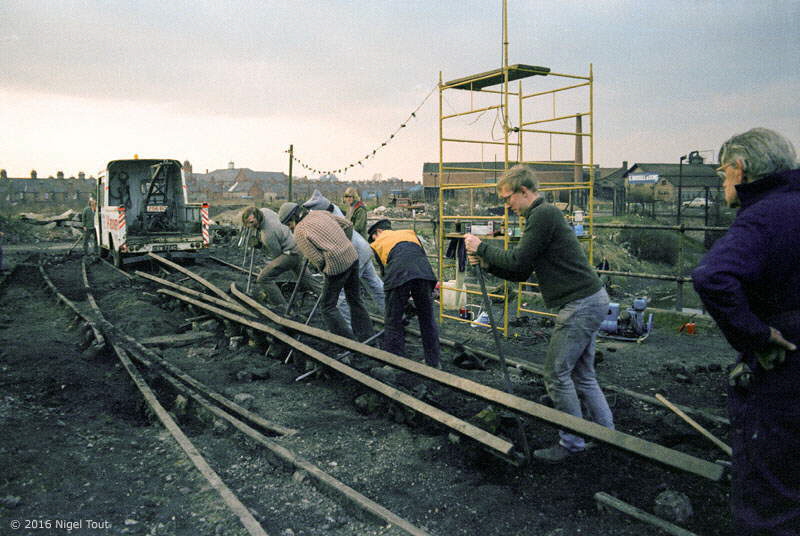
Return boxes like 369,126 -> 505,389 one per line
464,165 -> 613,463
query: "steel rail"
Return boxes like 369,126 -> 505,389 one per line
152,364 -> 430,535
83,266 -> 293,437
77,260 -> 432,534
148,252 -> 233,303
41,262 -> 269,536
158,287 -> 516,458
185,256 -> 728,427
228,284 -> 724,481
138,259 -> 726,474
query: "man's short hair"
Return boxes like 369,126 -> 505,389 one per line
367,218 -> 392,242
241,206 -> 262,226
497,164 -> 539,194
719,128 -> 797,181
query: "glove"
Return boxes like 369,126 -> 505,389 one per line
728,362 -> 753,389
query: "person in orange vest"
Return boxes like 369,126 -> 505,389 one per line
368,219 -> 440,368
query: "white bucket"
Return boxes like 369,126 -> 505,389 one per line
441,279 -> 466,310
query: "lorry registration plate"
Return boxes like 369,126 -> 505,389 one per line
147,205 -> 168,212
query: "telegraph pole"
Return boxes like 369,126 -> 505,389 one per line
287,144 -> 294,202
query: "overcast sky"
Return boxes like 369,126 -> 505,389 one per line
1,0 -> 798,181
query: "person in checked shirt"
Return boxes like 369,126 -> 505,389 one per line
278,202 -> 373,342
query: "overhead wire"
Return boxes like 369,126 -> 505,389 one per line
290,83 -> 438,177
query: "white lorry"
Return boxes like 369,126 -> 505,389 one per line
95,158 -> 209,267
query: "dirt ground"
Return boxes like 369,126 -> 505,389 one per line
0,240 -> 736,536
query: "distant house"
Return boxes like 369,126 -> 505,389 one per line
421,161 -> 599,203
625,162 -> 719,205
596,154 -> 721,215
0,176 -> 96,213
190,163 -> 288,202
184,161 -> 421,207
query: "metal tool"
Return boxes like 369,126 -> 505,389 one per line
283,290 -> 324,364
295,329 -> 384,382
237,225 -> 250,248
240,227 -> 252,265
284,259 -> 309,316
476,264 -> 530,461
66,235 -> 84,255
245,244 -> 256,294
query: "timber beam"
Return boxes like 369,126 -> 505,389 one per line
229,284 -> 724,481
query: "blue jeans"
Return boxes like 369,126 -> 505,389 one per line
337,258 -> 385,326
543,287 -> 614,451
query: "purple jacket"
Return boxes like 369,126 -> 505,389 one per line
692,169 -> 800,358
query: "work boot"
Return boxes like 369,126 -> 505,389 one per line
533,444 -> 580,463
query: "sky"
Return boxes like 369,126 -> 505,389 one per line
1,0 -> 798,181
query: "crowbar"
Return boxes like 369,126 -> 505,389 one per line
284,289 -> 324,364
476,264 -> 530,462
295,329 -> 385,382
284,259 -> 309,316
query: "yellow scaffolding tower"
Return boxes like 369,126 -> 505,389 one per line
437,11 -> 595,334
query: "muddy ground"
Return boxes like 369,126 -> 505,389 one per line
0,240 -> 736,536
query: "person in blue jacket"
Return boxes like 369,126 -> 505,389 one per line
692,127 -> 799,535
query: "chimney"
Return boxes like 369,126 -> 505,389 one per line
228,161 -> 235,170
57,171 -> 64,179
573,115 -> 583,184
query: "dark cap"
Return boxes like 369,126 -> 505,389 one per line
367,218 -> 392,242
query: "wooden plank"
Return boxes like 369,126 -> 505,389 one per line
231,284 -> 724,481
111,343 -> 269,536
141,331 -> 217,347
148,252 -> 234,303
373,315 -> 729,426
135,270 -> 256,318
656,394 -> 731,456
594,492 -> 698,536
159,288 -> 515,457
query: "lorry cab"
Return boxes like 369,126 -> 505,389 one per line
96,158 -> 209,267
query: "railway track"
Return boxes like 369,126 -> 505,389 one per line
9,248 -> 736,535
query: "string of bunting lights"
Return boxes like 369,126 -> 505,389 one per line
288,83 -> 438,177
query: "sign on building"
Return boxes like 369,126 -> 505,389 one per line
628,173 -> 659,184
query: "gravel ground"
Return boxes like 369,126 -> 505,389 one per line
0,243 -> 736,536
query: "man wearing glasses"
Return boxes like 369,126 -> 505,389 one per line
464,164 -> 613,463
693,128 -> 799,535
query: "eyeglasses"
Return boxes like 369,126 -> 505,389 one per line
343,194 -> 353,198
499,190 -> 517,204
716,163 -> 733,180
